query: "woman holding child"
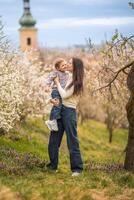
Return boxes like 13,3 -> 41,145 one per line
46,57 -> 84,177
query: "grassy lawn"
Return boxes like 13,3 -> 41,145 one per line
0,118 -> 134,200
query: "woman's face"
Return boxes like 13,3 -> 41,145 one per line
66,59 -> 73,72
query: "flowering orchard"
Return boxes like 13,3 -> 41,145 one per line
0,23 -> 51,132
88,31 -> 134,170
86,31 -> 134,143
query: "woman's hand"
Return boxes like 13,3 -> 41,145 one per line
54,76 -> 60,85
50,98 -> 60,106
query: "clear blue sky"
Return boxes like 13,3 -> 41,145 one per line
0,0 -> 134,47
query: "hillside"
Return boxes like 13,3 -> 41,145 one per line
0,118 -> 134,200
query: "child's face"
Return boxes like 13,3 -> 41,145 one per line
58,61 -> 67,72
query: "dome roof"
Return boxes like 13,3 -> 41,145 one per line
19,13 -> 36,27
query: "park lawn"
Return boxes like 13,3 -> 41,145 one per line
0,117 -> 134,200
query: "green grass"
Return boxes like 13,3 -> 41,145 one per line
0,117 -> 134,200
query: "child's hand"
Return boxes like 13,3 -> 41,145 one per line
50,98 -> 60,106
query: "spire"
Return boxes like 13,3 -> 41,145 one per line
19,0 -> 36,27
24,0 -> 30,13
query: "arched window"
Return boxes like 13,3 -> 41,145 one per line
27,37 -> 31,45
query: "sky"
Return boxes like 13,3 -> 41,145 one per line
0,0 -> 134,47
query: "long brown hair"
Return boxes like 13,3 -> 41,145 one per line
67,58 -> 84,95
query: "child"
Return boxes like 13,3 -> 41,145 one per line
45,58 -> 69,131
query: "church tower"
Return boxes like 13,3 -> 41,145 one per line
19,0 -> 38,51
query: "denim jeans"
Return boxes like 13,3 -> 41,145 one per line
50,89 -> 62,120
48,105 -> 83,172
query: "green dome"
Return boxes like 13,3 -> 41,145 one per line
19,13 -> 36,27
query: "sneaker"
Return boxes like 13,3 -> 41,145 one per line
51,120 -> 58,131
45,120 -> 52,131
46,163 -> 58,173
45,120 -> 58,131
72,172 -> 81,177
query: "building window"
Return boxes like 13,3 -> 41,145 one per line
27,37 -> 31,45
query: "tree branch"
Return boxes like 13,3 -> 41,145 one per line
94,60 -> 134,92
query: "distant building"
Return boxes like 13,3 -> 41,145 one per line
19,0 -> 38,51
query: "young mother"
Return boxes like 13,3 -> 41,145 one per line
47,58 -> 84,176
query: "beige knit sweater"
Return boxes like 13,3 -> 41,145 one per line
57,73 -> 79,109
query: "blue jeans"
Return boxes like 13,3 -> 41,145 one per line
48,105 -> 83,172
50,89 -> 62,120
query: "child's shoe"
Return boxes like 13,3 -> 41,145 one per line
45,120 -> 58,131
45,120 -> 52,131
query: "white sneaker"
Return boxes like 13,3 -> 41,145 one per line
45,120 -> 58,131
45,120 -> 52,131
72,172 -> 81,177
51,120 -> 58,131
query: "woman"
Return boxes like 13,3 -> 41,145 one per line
47,57 -> 84,176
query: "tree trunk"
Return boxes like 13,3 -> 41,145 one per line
109,128 -> 113,143
124,94 -> 134,171
124,64 -> 134,171
106,117 -> 113,143
80,114 -> 84,125
0,128 -> 6,136
105,107 -> 114,143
